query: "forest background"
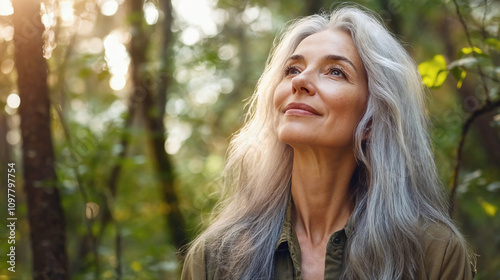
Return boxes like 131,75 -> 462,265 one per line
0,0 -> 499,279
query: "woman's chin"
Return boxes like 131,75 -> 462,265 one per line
277,132 -> 315,147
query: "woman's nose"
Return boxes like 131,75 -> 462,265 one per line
291,72 -> 316,96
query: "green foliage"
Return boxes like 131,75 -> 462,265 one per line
418,46 -> 493,90
418,54 -> 449,88
417,1 -> 500,278
485,38 -> 500,51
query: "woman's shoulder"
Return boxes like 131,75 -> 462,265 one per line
421,221 -> 476,279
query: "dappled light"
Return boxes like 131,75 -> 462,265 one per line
6,93 -> 19,109
180,26 -> 200,46
99,0 -> 119,16
59,0 -> 75,25
0,24 -> 13,41
0,58 -> 14,74
104,29 -> 130,92
143,2 -> 159,25
0,0 -> 12,16
173,0 -> 219,36
0,0 -> 499,279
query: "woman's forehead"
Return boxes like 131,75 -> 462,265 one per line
293,30 -> 362,66
291,29 -> 365,76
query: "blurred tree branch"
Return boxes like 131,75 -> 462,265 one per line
450,98 -> 500,216
134,0 -> 187,252
157,0 -> 174,118
54,104 -> 100,278
49,21 -> 101,275
126,0 -> 188,263
448,0 -> 500,216
452,0 -> 490,103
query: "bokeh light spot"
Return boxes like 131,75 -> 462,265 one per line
6,130 -> 20,145
0,0 -> 13,16
220,78 -> 234,94
0,25 -> 14,41
165,139 -> 181,155
85,202 -> 100,219
144,2 -> 159,25
59,0 -> 75,25
109,75 -> 126,91
218,44 -> 236,61
104,30 -> 130,76
1,59 -> 14,74
100,0 -> 118,16
181,27 -> 200,46
242,6 -> 259,24
6,93 -> 20,109
188,158 -> 204,174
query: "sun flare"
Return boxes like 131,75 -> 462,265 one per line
0,0 -> 13,16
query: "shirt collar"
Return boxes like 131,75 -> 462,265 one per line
275,193 -> 354,251
275,194 -> 294,251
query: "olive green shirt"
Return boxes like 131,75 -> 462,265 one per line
182,202 -> 475,280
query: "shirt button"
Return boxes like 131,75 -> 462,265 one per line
333,236 -> 341,245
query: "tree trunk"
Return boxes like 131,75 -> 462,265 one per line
157,0 -> 174,118
128,0 -> 188,252
12,0 -> 69,279
93,0 -> 175,275
0,113 -> 11,183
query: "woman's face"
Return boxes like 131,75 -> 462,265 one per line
274,29 -> 369,151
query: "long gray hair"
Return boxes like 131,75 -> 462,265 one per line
185,5 -> 466,279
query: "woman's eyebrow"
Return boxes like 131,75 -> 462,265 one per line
286,54 -> 305,63
322,54 -> 357,71
286,54 -> 357,72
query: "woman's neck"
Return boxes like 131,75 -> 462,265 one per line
290,146 -> 357,247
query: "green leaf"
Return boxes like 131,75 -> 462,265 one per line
457,70 -> 466,89
485,38 -> 500,51
78,67 -> 92,79
450,67 -> 467,89
478,197 -> 498,217
97,70 -> 111,81
461,46 -> 483,55
418,54 -> 449,88
459,46 -> 489,59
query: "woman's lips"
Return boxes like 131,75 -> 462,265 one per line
284,102 -> 320,116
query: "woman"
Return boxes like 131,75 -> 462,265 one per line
182,5 -> 475,280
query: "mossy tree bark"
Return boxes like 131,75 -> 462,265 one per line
12,0 -> 69,279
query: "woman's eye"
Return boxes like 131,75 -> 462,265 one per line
329,68 -> 344,77
285,66 -> 300,76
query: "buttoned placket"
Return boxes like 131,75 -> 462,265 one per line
324,230 -> 347,279
274,196 -> 351,280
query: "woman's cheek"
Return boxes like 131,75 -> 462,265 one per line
273,82 -> 288,111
